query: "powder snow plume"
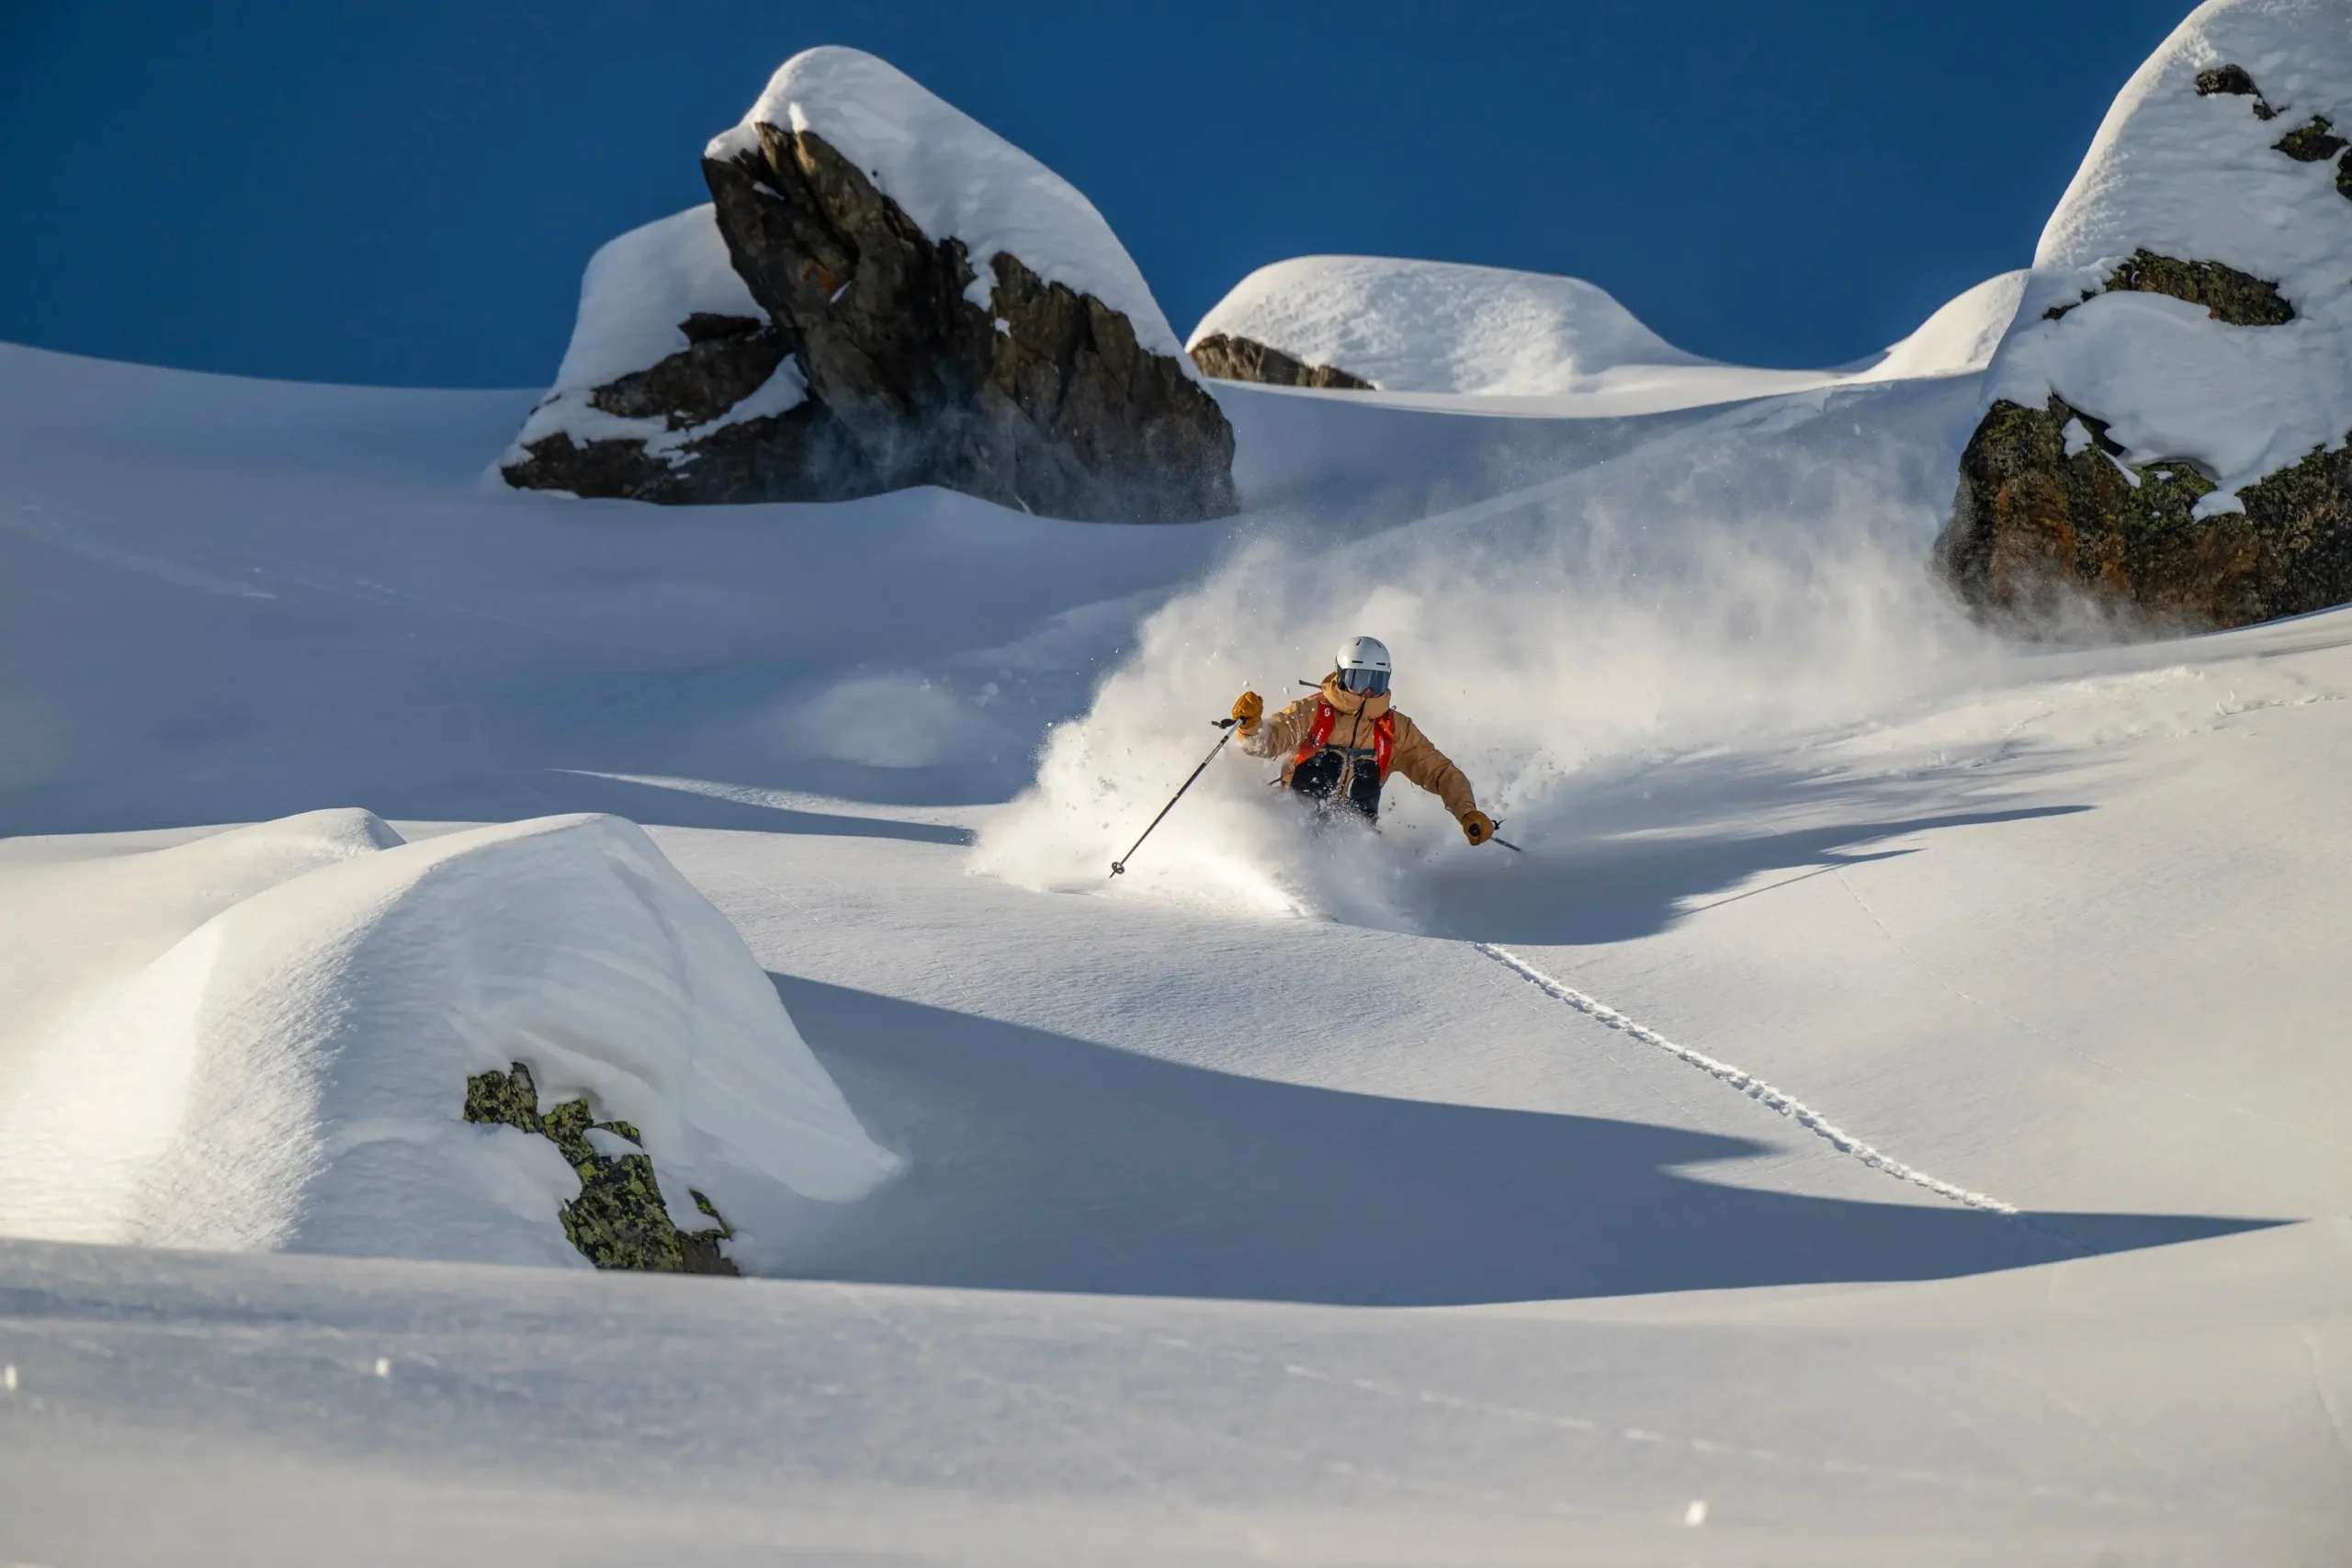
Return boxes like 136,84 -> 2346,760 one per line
975,399 -> 2016,925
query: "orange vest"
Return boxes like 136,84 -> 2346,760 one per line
1293,701 -> 1395,778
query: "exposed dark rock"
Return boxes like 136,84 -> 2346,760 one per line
2194,62 -> 2276,118
2338,147 -> 2352,201
464,1062 -> 738,1275
690,126 -> 1236,522
1937,395 -> 2352,633
590,313 -> 785,426
1188,333 -> 1376,391
2102,249 -> 2294,325
503,125 -> 1236,522
2274,116 -> 2347,163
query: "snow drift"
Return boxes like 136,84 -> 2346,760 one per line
0,810 -> 899,1271
1188,254 -> 2028,414
1189,255 -> 1711,397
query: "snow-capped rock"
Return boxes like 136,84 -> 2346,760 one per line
1939,0 -> 2352,631
503,48 -> 1236,523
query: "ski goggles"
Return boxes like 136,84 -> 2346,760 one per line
1336,667 -> 1390,696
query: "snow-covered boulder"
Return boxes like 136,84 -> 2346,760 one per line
1939,0 -> 2352,631
503,48 -> 1237,523
1184,255 -> 1713,397
0,810 -> 900,1274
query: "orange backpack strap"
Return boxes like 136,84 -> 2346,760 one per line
1291,700 -> 1337,769
1374,710 -> 1396,778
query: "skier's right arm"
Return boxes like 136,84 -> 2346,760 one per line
1242,694 -> 1318,759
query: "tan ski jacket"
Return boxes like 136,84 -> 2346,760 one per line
1246,674 -> 1478,818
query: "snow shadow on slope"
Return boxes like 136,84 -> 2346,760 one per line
1418,797 -> 2096,946
775,976 -> 2267,1306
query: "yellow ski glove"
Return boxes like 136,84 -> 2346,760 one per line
1459,809 -> 1496,846
1231,691 -> 1263,735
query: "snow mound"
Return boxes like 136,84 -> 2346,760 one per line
708,46 -> 1188,363
0,811 -> 899,1271
1986,0 -> 2352,501
1189,255 -> 2024,406
1188,255 -> 1712,396
504,205 -> 805,463
1855,269 -> 2030,382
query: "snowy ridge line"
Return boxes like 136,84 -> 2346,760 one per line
1474,943 -> 2019,1215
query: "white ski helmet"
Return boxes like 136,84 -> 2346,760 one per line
1334,635 -> 1392,695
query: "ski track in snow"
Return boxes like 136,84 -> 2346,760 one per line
1474,942 -> 2025,1218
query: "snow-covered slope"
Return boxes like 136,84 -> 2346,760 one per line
1986,0 -> 2352,502
3,310 -> 2347,1554
710,46 -> 1190,363
0,809 -> 898,1269
1189,254 -> 2028,415
6,13 -> 2352,1540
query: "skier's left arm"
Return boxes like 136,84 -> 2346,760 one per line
1389,716 -> 1477,818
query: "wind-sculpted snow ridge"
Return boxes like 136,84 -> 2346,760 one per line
976,387 -> 2013,917
0,811 -> 899,1271
1475,944 -> 2024,1216
1185,254 -> 2029,411
1190,255 -> 1713,396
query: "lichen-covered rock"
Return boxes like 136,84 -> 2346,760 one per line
500,51 -> 1237,523
1937,395 -> 2352,632
464,1062 -> 737,1276
2100,249 -> 2295,325
2194,62 -> 2276,118
1188,333 -> 1375,390
2274,116 -> 2347,163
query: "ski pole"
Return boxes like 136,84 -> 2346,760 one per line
1488,818 -> 1525,854
1111,719 -> 1239,877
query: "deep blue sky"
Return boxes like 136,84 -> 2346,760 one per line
3,2 -> 2191,388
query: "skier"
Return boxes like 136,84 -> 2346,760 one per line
1228,637 -> 1498,845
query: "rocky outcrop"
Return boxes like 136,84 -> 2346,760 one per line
2273,116 -> 2346,163
501,62 -> 1237,523
1937,396 -> 2352,632
2194,62 -> 2276,118
498,311 -> 849,505
1940,6 -> 2352,636
465,1062 -> 737,1275
2101,249 -> 2295,325
694,126 -> 1235,522
1188,333 -> 1375,390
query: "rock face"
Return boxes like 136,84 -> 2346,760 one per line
501,52 -> 1236,523
2095,249 -> 2294,325
465,1062 -> 737,1275
1937,3 -> 2352,634
698,126 -> 1236,522
1188,332 -> 1375,390
1939,395 -> 2351,630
